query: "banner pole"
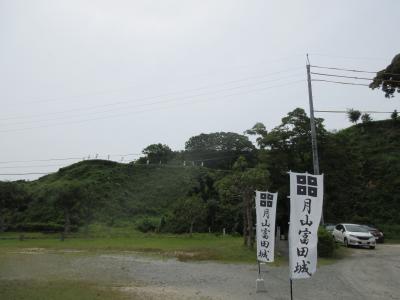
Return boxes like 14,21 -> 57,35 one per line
290,279 -> 293,300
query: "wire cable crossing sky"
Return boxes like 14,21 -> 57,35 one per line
0,0 -> 399,180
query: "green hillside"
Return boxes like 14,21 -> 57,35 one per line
0,160 -> 212,232
33,160 -> 204,217
0,114 -> 399,235
322,119 -> 400,224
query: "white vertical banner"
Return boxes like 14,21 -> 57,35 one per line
289,172 -> 324,279
255,191 -> 278,263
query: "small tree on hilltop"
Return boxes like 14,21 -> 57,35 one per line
142,143 -> 174,164
391,110 -> 398,120
347,109 -> 362,124
361,113 -> 372,123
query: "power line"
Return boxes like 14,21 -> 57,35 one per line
108,153 -> 141,157
310,65 -> 400,77
311,72 -> 373,81
10,56 -> 303,106
2,67 -> 303,118
0,153 -> 141,165
0,161 -> 130,169
0,164 -> 69,169
311,79 -> 369,86
311,72 -> 400,84
315,110 -> 394,114
0,80 -> 305,134
310,65 -> 377,74
0,73 -> 304,127
0,153 -> 245,169
0,157 -> 82,165
0,160 -> 237,176
0,69 -> 303,125
308,53 -> 388,61
0,172 -> 52,176
0,151 -> 252,168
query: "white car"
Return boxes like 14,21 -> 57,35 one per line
333,223 -> 376,249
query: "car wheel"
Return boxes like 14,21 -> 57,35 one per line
344,238 -> 349,247
369,245 -> 375,249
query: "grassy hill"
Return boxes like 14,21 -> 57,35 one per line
34,160 -> 204,217
2,160 -> 212,231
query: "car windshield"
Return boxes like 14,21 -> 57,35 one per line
362,225 -> 375,230
325,225 -> 334,230
345,225 -> 369,232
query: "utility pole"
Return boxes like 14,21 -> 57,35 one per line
306,54 -> 323,224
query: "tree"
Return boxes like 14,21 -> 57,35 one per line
0,182 -> 27,232
361,113 -> 372,123
347,109 -> 362,124
184,132 -> 255,169
142,143 -> 174,164
247,108 -> 327,234
80,183 -> 98,235
215,156 -> 270,248
248,108 -> 327,171
244,122 -> 268,147
46,181 -> 83,234
168,195 -> 206,235
185,132 -> 254,152
391,110 -> 398,120
370,53 -> 400,98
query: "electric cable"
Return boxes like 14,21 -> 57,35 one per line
314,110 -> 394,114
0,69 -> 304,124
0,80 -> 305,134
310,65 -> 400,77
310,72 -> 400,84
2,67 -> 303,114
311,79 -> 369,86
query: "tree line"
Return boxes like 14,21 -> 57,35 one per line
0,54 -> 399,247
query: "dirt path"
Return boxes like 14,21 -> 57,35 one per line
0,244 -> 399,299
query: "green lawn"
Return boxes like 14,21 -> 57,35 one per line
0,230 -> 259,299
0,280 -> 130,300
386,239 -> 400,244
0,229 -> 260,264
0,228 -> 348,300
0,225 -> 349,264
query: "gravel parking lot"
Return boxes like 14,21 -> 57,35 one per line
0,244 -> 399,300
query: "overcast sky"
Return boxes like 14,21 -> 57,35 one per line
0,0 -> 399,180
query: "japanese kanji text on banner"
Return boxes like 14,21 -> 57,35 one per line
255,191 -> 278,263
288,172 -> 324,279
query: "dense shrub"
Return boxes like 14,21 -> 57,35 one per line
318,226 -> 336,257
11,222 -> 65,232
379,224 -> 400,240
136,218 -> 157,233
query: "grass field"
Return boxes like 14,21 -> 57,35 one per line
0,280 -> 131,300
0,224 -> 358,264
0,226 -> 260,264
0,226 -> 352,300
0,228 -> 271,300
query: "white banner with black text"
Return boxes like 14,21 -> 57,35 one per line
289,172 -> 324,279
255,191 -> 278,263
